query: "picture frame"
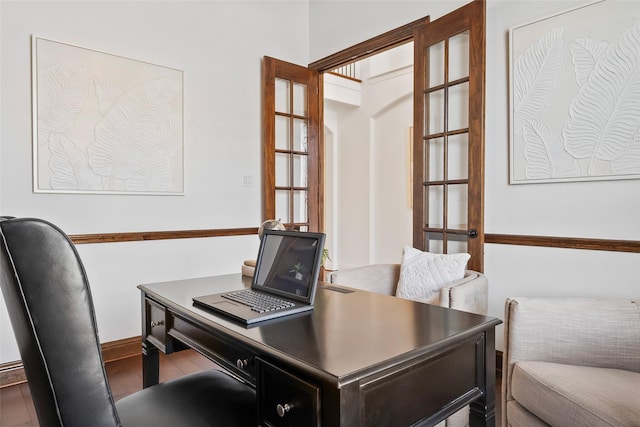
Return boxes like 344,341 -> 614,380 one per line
509,1 -> 640,184
32,36 -> 184,194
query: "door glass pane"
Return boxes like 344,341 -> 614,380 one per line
447,235 -> 468,254
293,118 -> 308,152
426,90 -> 445,135
428,41 -> 445,88
426,232 -> 444,253
426,185 -> 444,228
293,83 -> 307,116
427,137 -> 444,181
275,190 -> 290,223
448,31 -> 469,81
275,116 -> 290,150
447,183 -> 468,230
293,190 -> 308,223
275,153 -> 290,186
448,133 -> 468,180
448,82 -> 469,131
275,78 -> 290,114
293,154 -> 307,187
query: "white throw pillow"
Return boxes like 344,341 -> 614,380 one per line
396,246 -> 470,303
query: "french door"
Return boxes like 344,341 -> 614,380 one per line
263,0 -> 485,270
262,57 -> 321,232
413,0 -> 485,271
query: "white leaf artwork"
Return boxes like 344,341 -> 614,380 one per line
513,28 -> 564,136
522,119 -> 580,179
37,59 -> 89,147
88,78 -> 180,191
563,21 -> 640,175
611,133 -> 640,174
570,37 -> 609,87
94,74 -> 124,117
48,133 -> 102,190
32,37 -> 184,194
509,1 -> 640,183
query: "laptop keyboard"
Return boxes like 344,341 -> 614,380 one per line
222,289 -> 296,313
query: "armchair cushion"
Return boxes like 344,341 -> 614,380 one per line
511,361 -> 640,427
396,246 -> 470,303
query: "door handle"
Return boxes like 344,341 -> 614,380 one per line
468,229 -> 478,238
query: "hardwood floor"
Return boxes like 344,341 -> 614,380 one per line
1,350 -> 502,426
0,350 -> 218,427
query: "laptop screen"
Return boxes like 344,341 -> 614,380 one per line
253,229 -> 325,304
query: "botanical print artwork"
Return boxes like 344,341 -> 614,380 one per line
510,1 -> 640,183
33,37 -> 184,194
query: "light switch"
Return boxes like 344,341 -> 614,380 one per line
242,174 -> 254,187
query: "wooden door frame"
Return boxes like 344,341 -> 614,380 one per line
308,17 -> 430,235
308,1 -> 485,270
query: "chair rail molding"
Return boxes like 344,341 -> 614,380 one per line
69,227 -> 258,244
485,234 -> 640,253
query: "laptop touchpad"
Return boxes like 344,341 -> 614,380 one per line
212,301 -> 239,307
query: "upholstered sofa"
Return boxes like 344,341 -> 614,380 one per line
502,298 -> 640,427
328,264 -> 489,427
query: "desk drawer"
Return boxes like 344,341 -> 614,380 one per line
170,315 -> 258,383
257,358 -> 320,427
144,298 -> 169,352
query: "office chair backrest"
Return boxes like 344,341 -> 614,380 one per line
0,217 -> 120,427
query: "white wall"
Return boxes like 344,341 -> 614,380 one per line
325,48 -> 414,270
309,0 -> 469,62
310,0 -> 640,350
0,0 -> 309,363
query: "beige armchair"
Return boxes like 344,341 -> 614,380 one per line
327,264 -> 488,315
328,264 -> 489,427
502,298 -> 640,427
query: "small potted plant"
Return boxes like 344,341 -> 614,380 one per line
319,249 -> 332,281
289,262 -> 305,280
321,249 -> 331,267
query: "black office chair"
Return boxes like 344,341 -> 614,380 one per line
0,217 -> 256,427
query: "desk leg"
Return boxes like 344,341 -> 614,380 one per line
142,340 -> 160,388
470,329 -> 497,427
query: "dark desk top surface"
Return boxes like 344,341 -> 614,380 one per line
139,274 -> 500,384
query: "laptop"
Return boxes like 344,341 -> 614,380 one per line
193,229 -> 326,325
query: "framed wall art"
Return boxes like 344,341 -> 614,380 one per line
32,36 -> 184,194
509,0 -> 640,184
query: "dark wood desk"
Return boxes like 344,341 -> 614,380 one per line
139,274 -> 501,426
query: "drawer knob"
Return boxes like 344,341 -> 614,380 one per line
236,358 -> 249,370
276,403 -> 293,418
150,320 -> 164,328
